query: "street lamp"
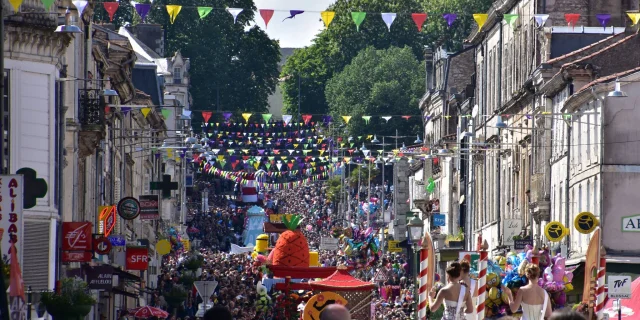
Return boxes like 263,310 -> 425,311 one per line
608,78 -> 628,97
407,216 -> 424,320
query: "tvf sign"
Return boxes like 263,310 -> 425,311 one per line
126,246 -> 149,271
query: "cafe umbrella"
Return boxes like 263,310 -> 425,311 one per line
128,306 -> 170,319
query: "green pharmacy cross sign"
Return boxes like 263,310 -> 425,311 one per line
150,174 -> 179,199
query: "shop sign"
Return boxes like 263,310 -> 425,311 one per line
108,235 -> 126,246
117,197 -> 141,220
62,222 -> 93,251
93,236 -> 112,255
503,219 -> 522,245
622,214 -> 640,232
62,251 -> 92,263
574,212 -> 598,234
98,206 -> 117,236
319,237 -> 338,250
86,265 -> 113,291
433,214 -> 446,227
544,221 -> 568,242
126,246 -> 149,270
608,276 -> 632,299
0,175 -> 24,265
514,239 -> 533,250
387,240 -> 402,252
139,195 -> 160,220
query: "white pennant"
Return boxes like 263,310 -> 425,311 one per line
288,150 -> 295,155
277,163 -> 282,170
534,14 -> 549,27
282,115 -> 293,126
227,8 -> 243,23
72,0 -> 88,16
212,149 -> 220,154
362,150 -> 371,156
381,13 -> 397,31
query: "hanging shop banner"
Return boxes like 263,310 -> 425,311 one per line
62,222 -> 93,251
0,175 -> 24,265
126,246 -> 149,270
86,265 -> 114,291
503,219 -> 522,245
433,214 -> 446,227
303,292 -> 348,320
108,235 -> 126,247
574,211 -> 598,234
93,236 -> 112,255
117,197 -> 141,220
544,221 -> 569,242
98,205 -> 117,236
139,195 -> 160,220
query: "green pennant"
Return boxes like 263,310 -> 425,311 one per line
504,14 -> 519,27
41,0 -> 55,10
426,177 -> 436,193
197,7 -> 213,19
262,113 -> 273,123
161,108 -> 171,119
351,12 -> 366,31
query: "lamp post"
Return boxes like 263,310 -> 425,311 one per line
408,216 -> 424,320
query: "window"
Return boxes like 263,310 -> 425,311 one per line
586,180 -> 591,213
593,177 -> 598,217
173,67 -> 182,84
2,70 -> 8,174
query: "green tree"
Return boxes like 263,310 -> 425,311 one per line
326,46 -> 424,138
281,0 -> 427,117
326,176 -> 344,203
347,164 -> 380,188
421,0 -> 493,50
145,0 -> 280,128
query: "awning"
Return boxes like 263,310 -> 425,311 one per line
112,287 -> 139,298
113,267 -> 141,282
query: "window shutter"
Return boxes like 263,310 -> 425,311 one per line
23,221 -> 50,290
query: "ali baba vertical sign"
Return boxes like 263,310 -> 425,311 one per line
0,176 -> 25,320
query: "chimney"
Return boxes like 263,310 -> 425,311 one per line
126,23 -> 165,57
424,46 -> 434,92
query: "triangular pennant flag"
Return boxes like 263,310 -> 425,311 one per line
41,0 -> 55,10
8,0 -> 22,11
166,5 -> 182,24
141,107 -> 151,118
627,12 -> 640,25
412,13 -> 427,31
161,108 -> 171,119
242,113 -> 252,123
503,14 -> 518,27
595,13 -> 610,29
321,11 -> 335,27
443,13 -> 457,27
565,13 -> 580,28
342,115 -> 352,124
382,116 -> 392,122
202,111 -> 213,123
283,10 -> 304,21
135,3 -> 151,22
473,13 -> 488,31
197,7 -> 213,19
262,114 -> 272,123
72,0 -> 88,16
227,8 -> 243,23
351,12 -> 366,31
302,114 -> 312,125
362,116 -> 371,124
534,14 -> 549,27
260,9 -> 274,28
103,2 -> 119,22
283,115 -> 292,126
381,13 -> 397,31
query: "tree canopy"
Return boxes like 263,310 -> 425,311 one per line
326,46 -> 424,138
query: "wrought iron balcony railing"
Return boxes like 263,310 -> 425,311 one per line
78,89 -> 105,130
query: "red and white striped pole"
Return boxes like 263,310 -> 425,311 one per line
477,240 -> 489,320
418,248 -> 428,320
595,252 -> 607,319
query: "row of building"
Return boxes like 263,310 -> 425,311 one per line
4,0 -> 193,318
405,0 -> 640,303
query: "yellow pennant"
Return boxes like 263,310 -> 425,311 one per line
473,13 -> 488,31
242,113 -> 252,123
166,5 -> 182,24
141,107 -> 151,118
253,162 -> 259,169
628,12 -> 640,25
8,0 -> 22,11
342,115 -> 352,124
344,157 -> 351,163
321,11 -> 335,27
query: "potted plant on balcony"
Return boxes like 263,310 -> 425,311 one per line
445,228 -> 465,248
40,277 -> 96,320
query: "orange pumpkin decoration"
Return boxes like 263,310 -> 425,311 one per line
272,215 -> 309,267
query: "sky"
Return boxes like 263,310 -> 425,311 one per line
251,0 -> 336,48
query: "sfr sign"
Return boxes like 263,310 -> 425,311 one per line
126,246 -> 149,271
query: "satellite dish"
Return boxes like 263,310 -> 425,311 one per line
472,105 -> 479,118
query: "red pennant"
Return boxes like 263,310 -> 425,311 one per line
302,114 -> 312,125
412,13 -> 427,31
565,13 -> 580,27
201,111 -> 213,123
402,115 -> 412,120
287,163 -> 294,169
103,2 -> 119,22
260,9 -> 274,28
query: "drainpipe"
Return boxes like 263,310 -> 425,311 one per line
482,45 -> 488,232
496,20 -> 504,245
565,119 -> 572,253
56,65 -> 67,284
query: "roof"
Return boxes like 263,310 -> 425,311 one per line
546,32 -> 625,64
562,33 -> 639,68
132,68 -> 162,106
118,27 -> 161,65
309,267 -> 376,292
573,66 -> 640,96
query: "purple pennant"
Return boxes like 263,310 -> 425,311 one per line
179,151 -> 186,158
595,13 -> 611,29
229,155 -> 236,163
298,163 -> 305,168
283,10 -> 304,21
443,13 -> 457,27
322,115 -> 332,125
223,112 -> 233,121
258,149 -> 265,155
135,3 -> 151,22
155,152 -> 161,159
121,107 -> 131,115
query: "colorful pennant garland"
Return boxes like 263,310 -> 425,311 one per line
166,5 -> 182,24
321,11 -> 335,27
351,12 -> 367,31
260,9 -> 274,28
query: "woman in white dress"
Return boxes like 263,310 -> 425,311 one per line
428,262 -> 474,320
503,262 -> 552,320
459,260 -> 477,320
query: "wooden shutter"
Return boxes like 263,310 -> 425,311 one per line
23,221 -> 51,290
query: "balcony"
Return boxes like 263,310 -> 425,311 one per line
78,89 -> 105,158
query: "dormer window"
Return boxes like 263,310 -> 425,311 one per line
173,67 -> 182,84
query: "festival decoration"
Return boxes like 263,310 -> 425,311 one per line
260,9 -> 274,28
628,12 -> 640,25
443,13 -> 457,27
565,13 -> 580,28
103,2 -> 119,22
477,240 -> 489,320
412,13 -> 427,31
534,14 -> 550,27
351,12 -> 366,31
272,215 -> 310,267
227,8 -> 243,23
283,10 -> 304,21
321,11 -> 335,27
473,13 -> 488,31
596,13 -> 611,29
73,0 -> 88,16
504,14 -> 518,27
381,13 -> 396,31
166,5 -> 182,24
197,6 -> 212,19
256,282 -> 272,313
